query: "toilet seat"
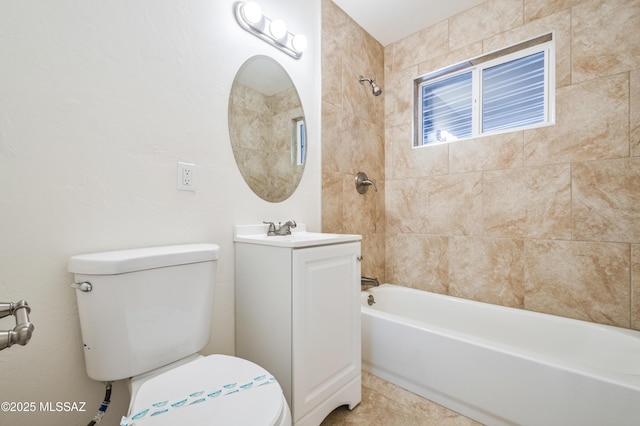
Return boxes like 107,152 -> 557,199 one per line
124,355 -> 288,425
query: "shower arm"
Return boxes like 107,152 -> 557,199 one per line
0,300 -> 34,351
359,76 -> 382,96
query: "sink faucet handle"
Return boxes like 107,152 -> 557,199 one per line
275,220 -> 297,235
263,221 -> 277,236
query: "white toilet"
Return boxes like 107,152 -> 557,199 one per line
68,243 -> 291,426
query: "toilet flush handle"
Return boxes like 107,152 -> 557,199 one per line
71,281 -> 92,292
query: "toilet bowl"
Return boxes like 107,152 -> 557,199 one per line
68,244 -> 291,426
122,355 -> 291,425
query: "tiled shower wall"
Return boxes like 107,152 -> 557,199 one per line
321,0 -> 386,280
324,0 -> 640,330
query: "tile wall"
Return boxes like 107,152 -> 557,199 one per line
321,0 -> 386,280
324,0 -> 640,330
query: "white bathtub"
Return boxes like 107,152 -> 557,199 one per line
361,284 -> 640,426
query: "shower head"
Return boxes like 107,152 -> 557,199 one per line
359,76 -> 382,96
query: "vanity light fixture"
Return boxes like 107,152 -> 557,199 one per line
234,1 -> 308,59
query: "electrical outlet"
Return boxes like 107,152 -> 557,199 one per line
177,162 -> 196,191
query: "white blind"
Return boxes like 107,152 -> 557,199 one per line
421,71 -> 473,144
482,51 -> 545,133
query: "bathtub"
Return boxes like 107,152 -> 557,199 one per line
361,284 -> 640,426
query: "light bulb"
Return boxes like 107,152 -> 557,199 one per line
292,34 -> 308,53
269,19 -> 287,40
242,1 -> 262,26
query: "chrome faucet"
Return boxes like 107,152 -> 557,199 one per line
361,276 -> 379,288
263,221 -> 277,236
275,220 -> 297,235
263,220 -> 297,236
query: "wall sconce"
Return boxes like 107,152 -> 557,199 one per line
234,1 -> 308,59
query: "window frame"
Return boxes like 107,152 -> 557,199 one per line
413,33 -> 555,147
294,117 -> 306,166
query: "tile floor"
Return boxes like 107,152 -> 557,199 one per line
320,372 -> 482,426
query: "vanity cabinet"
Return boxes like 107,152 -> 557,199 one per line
235,225 -> 361,426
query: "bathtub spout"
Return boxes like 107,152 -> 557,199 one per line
361,276 -> 379,288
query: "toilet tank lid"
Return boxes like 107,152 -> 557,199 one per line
68,243 -> 219,275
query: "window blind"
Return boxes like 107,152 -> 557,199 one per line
421,71 -> 473,144
481,51 -> 545,133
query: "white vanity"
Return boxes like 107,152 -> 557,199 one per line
234,224 -> 362,426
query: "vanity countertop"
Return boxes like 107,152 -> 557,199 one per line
233,224 -> 361,248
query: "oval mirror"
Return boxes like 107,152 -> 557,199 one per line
229,55 -> 306,202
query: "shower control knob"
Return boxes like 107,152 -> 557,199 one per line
355,172 -> 378,194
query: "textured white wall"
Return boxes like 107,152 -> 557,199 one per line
0,1 -> 321,425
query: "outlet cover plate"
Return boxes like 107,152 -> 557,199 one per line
177,162 -> 196,191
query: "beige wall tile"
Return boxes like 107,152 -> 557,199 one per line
322,108 -> 384,175
572,157 -> 640,243
386,173 -> 483,237
449,132 -> 524,174
388,20 -> 449,72
633,244 -> 640,330
385,178 -> 421,234
484,9 -> 572,88
353,117 -> 385,173
484,164 -> 572,239
449,0 -> 524,50
321,0 -> 350,41
362,233 -> 386,281
321,103 -> 349,173
525,164 -> 573,238
524,73 -> 629,165
384,65 -> 416,128
386,233 -> 449,294
449,236 -> 525,307
346,46 -> 384,114
321,171 -> 344,234
322,0 -> 386,281
572,0 -> 640,83
321,32 -> 342,107
632,69 -> 640,157
386,124 -> 449,179
427,173 -> 484,236
343,173 -> 377,234
483,169 -> 528,237
525,240 -> 631,326
417,42 -> 484,76
387,173 -> 482,235
524,0 -> 582,22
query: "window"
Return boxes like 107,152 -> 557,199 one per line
414,34 -> 554,146
421,71 -> 473,144
294,117 -> 306,166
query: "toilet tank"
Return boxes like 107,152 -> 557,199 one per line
68,244 -> 219,382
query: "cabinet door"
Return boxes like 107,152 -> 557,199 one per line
291,242 -> 361,421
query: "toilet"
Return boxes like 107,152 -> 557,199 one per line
68,243 -> 291,426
